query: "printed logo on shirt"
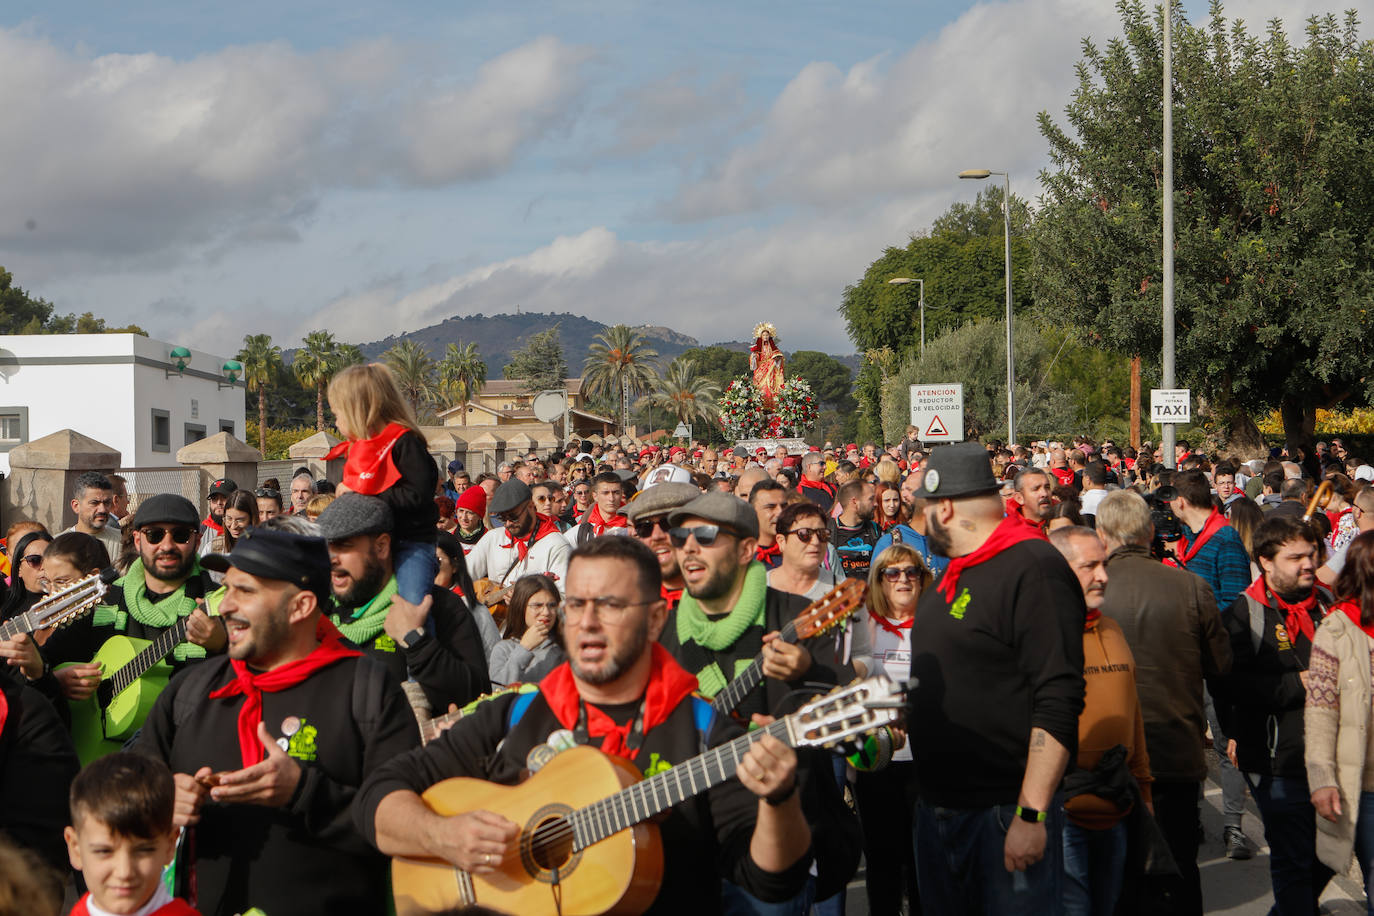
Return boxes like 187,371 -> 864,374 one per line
1274,624 -> 1292,652
373,633 -> 398,653
286,718 -> 319,762
643,752 -> 673,777
949,588 -> 971,620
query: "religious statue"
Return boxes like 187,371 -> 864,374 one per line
749,322 -> 785,410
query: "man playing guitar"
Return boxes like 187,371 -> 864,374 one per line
466,480 -> 571,595
357,537 -> 812,913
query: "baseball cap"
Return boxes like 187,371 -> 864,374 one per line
447,459 -> 465,473
201,528 -> 331,599
641,464 -> 694,488
208,478 -> 238,498
921,442 -> 1000,499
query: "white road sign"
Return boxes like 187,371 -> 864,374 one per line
909,384 -> 964,442
1150,388 -> 1191,424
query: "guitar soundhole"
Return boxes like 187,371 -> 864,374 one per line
521,804 -> 581,882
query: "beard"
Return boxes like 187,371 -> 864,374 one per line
570,618 -> 650,685
143,548 -> 195,582
334,554 -> 390,608
926,513 -> 954,558
687,559 -> 741,602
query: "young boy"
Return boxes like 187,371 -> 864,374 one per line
64,753 -> 200,916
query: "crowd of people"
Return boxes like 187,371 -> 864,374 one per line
4,362 -> 1374,916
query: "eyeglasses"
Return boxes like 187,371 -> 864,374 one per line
669,524 -> 728,547
41,575 -> 81,593
20,554 -> 44,569
634,518 -> 668,538
783,527 -> 829,544
881,566 -> 924,583
254,488 -> 280,499
559,596 -> 654,624
140,526 -> 195,545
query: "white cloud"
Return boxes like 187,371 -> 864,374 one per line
0,31 -> 590,258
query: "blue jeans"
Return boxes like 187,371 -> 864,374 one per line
1062,820 -> 1127,916
721,876 -> 816,915
1354,792 -> 1374,916
1244,772 -> 1334,915
393,538 -> 440,607
913,798 -> 1063,916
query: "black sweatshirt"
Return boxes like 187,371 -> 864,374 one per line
134,653 -> 419,916
355,686 -> 812,912
908,538 -> 1086,808
384,431 -> 439,544
333,584 -> 490,711
0,680 -> 80,872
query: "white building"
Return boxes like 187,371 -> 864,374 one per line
0,334 -> 246,474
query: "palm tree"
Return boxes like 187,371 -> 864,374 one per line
237,333 -> 282,454
438,341 -> 488,426
640,357 -> 720,431
383,340 -> 438,417
293,330 -> 341,431
582,325 -> 660,433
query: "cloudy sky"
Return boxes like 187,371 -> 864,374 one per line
0,0 -> 1354,357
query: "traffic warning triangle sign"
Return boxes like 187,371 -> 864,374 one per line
925,415 -> 948,437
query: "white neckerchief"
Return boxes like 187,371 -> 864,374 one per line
85,883 -> 173,916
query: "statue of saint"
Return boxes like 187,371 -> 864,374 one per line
749,322 -> 785,411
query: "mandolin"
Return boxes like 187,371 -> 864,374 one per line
711,578 -> 867,718
391,673 -> 904,916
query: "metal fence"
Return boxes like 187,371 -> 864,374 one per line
256,460 -> 299,490
114,467 -> 207,517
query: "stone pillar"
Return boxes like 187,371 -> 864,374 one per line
177,432 -> 262,506
3,430 -> 121,533
467,432 -> 504,476
287,431 -> 343,482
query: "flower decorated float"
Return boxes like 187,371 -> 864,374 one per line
718,323 -> 817,452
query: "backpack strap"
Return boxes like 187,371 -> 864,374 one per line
1245,594 -> 1267,656
350,656 -> 390,736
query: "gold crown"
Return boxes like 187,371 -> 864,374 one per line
753,322 -> 777,339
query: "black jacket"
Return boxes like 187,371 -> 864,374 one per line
1216,584 -> 1332,778
384,431 -> 439,544
135,651 -> 419,916
0,680 -> 80,872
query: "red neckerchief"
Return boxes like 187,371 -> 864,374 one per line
70,895 -> 199,916
1177,509 -> 1228,567
1084,608 -> 1102,631
1245,577 -> 1318,645
798,478 -> 835,498
502,514 -> 563,561
937,513 -> 1046,603
539,643 -> 699,760
661,583 -> 683,612
1003,496 -> 1047,534
325,422 -> 409,496
756,541 -> 782,565
0,686 -> 8,736
202,516 -> 224,536
1327,507 -> 1353,535
1334,598 -> 1374,641
587,504 -> 629,536
1049,467 -> 1075,486
872,613 -> 913,639
208,617 -> 361,768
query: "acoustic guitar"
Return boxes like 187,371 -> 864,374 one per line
711,578 -> 867,718
472,578 -> 514,627
0,570 -> 113,644
391,673 -> 904,916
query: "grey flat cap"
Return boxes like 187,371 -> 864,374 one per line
668,491 -> 759,539
489,479 -> 532,516
626,482 -> 701,523
316,492 -> 394,541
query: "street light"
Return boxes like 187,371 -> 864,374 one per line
887,277 -> 927,355
959,168 -> 1015,445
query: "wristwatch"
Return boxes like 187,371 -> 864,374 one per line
398,628 -> 427,650
1015,805 -> 1047,824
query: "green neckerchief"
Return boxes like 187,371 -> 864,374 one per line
331,576 -> 398,645
676,561 -> 768,696
122,557 -> 203,627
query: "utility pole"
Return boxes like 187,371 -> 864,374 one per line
1161,2 -> 1177,469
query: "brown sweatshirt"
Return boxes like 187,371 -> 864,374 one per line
1065,615 -> 1154,830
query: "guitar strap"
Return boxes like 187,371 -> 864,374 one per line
573,697 -> 648,759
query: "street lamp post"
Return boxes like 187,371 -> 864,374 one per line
958,168 -> 1015,445
886,277 -> 926,355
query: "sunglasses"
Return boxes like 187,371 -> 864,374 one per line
634,518 -> 668,538
881,566 -> 923,583
20,554 -> 44,569
783,527 -> 829,544
669,525 -> 728,548
140,525 -> 195,545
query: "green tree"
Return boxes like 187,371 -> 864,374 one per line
787,351 -> 855,412
383,340 -> 438,418
880,320 -> 1080,443
503,326 -> 568,394
841,187 -> 1033,358
1034,3 -> 1374,456
437,342 -> 488,426
639,357 -> 720,431
677,346 -> 749,390
0,267 -> 55,334
582,325 -> 660,432
293,331 -> 342,431
238,334 -> 283,455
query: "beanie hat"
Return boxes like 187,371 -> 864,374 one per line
455,486 -> 488,517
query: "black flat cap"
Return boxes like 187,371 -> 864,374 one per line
922,441 -> 999,499
668,491 -> 759,539
202,528 -> 330,597
132,494 -> 200,529
316,493 -> 393,541
489,479 -> 532,516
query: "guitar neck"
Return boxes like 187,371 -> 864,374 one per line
420,709 -> 464,745
569,717 -> 794,852
106,619 -> 188,699
0,613 -> 33,642
710,618 -> 799,716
